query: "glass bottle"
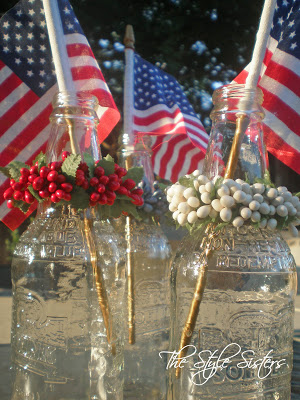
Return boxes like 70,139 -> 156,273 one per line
10,92 -> 125,400
116,133 -> 172,400
168,84 -> 297,400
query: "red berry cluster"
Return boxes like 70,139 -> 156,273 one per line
3,151 -> 74,209
89,163 -> 144,207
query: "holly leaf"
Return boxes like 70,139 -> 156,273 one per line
178,176 -> 194,188
125,167 -> 144,184
27,186 -> 43,203
8,161 -> 27,181
65,185 -> 90,210
13,200 -> 31,214
0,166 -> 10,178
215,221 -> 229,231
295,192 -> 300,198
96,158 -> 115,175
83,152 -> 95,176
61,154 -> 81,182
33,152 -> 47,170
104,154 -> 114,163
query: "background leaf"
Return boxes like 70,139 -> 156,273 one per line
62,154 -> 82,182
125,167 -> 144,183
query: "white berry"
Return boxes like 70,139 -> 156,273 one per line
291,196 -> 300,207
220,207 -> 232,222
241,182 -> 251,194
259,203 -> 270,215
178,202 -> 191,214
187,196 -> 201,208
276,205 -> 288,217
187,211 -> 198,224
240,207 -> 252,220
233,190 -> 247,203
278,186 -> 288,193
172,210 -> 180,220
236,179 -> 244,185
183,187 -> 196,199
169,203 -> 178,212
174,185 -> 186,195
192,169 -> 201,177
252,183 -> 265,194
209,208 -> 218,219
251,211 -> 261,222
223,179 -> 236,187
242,194 -> 253,206
282,191 -> 292,202
199,185 -> 207,194
205,181 -> 214,193
272,196 -> 284,206
193,180 -> 200,191
177,213 -> 188,226
269,205 -> 276,215
220,195 -> 235,208
266,188 -> 278,199
198,175 -> 209,184
197,205 -> 211,219
217,185 -> 230,197
167,187 -> 175,197
233,216 -> 244,228
211,199 -> 223,212
267,218 -> 277,230
288,224 -> 299,237
201,192 -> 212,204
253,193 -> 263,203
260,219 -> 267,228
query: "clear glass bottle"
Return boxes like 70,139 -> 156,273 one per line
168,84 -> 297,400
116,134 -> 172,400
10,92 -> 125,400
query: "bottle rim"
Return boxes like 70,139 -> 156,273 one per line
52,91 -> 99,110
212,83 -> 263,105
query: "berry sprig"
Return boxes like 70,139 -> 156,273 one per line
137,179 -> 169,219
1,152 -> 144,219
166,170 -> 300,237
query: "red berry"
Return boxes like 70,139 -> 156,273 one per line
130,194 -> 144,206
32,177 -> 44,191
64,193 -> 72,201
50,161 -> 62,171
109,173 -> 119,182
47,170 -> 58,182
94,166 -> 105,177
76,176 -> 85,186
90,192 -> 100,202
30,166 -> 38,175
122,211 -> 129,216
55,190 -> 65,199
62,151 -> 70,160
108,181 -> 120,191
13,182 -> 23,191
89,201 -> 97,207
7,199 -> 14,209
39,189 -> 50,198
3,187 -> 14,200
35,161 -> 39,167
20,168 -> 30,177
135,197 -> 144,206
99,175 -> 109,185
76,169 -> 85,177
24,190 -> 34,204
97,184 -> 105,193
116,167 -> 127,178
10,179 -> 15,187
105,190 -> 116,201
114,163 -> 119,171
98,193 -> 107,205
123,179 -> 136,190
48,182 -> 57,193
13,190 -> 23,201
116,186 -> 128,196
56,174 -> 66,184
79,162 -> 89,173
19,175 -> 28,184
39,166 -> 50,178
90,177 -> 99,187
50,193 -> 60,203
28,174 -> 37,183
82,180 -> 89,190
107,199 -> 114,206
132,188 -> 144,196
61,183 -> 73,193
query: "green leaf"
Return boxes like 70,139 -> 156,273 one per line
104,154 -> 114,163
8,161 -> 27,181
295,192 -> 300,198
125,167 -> 144,184
0,166 -> 10,178
215,222 -> 229,231
33,152 -> 47,170
178,176 -> 194,188
13,201 -> 31,214
66,185 -> 90,210
27,186 -> 43,203
61,154 -> 82,182
96,158 -> 115,176
83,152 -> 95,176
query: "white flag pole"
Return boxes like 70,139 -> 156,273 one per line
123,25 -> 135,143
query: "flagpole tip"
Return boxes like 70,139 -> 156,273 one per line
124,25 -> 135,49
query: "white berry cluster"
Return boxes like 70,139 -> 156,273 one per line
166,170 -> 300,236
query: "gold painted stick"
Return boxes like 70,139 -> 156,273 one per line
66,118 -> 115,352
224,113 -> 250,179
175,245 -> 213,379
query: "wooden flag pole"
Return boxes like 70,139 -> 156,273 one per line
176,0 -> 276,378
42,0 -> 115,353
123,25 -> 136,345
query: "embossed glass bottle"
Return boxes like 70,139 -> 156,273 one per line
10,93 -> 125,400
168,84 -> 297,400
117,134 -> 172,400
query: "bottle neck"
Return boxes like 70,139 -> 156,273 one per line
203,84 -> 268,183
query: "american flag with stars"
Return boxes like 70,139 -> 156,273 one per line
0,0 -> 119,230
133,54 -> 209,183
234,0 -> 300,174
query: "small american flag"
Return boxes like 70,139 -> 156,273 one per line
0,0 -> 120,229
133,54 -> 209,183
234,0 -> 300,174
